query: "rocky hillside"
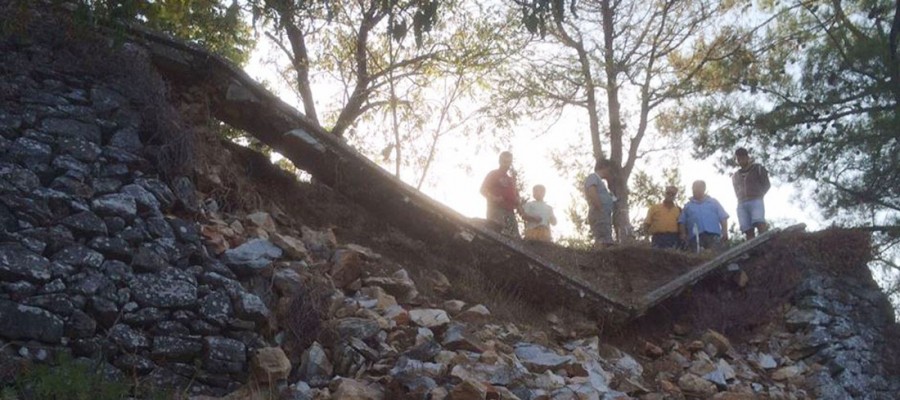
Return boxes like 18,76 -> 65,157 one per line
0,3 -> 898,400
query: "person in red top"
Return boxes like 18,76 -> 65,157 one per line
480,151 -> 529,238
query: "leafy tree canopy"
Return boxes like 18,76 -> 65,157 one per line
667,0 -> 898,231
74,0 -> 254,65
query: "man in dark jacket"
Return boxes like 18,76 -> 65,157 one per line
732,147 -> 771,239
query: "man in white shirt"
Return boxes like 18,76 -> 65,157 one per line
523,185 -> 557,242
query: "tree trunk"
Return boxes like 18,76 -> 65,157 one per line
600,0 -> 634,240
285,23 -> 319,124
331,11 -> 382,137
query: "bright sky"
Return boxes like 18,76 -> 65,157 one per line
244,37 -> 824,241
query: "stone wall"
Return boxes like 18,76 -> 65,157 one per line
0,13 -> 293,396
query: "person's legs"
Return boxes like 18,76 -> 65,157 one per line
699,233 -> 722,250
524,226 -> 551,242
653,233 -> 679,249
748,198 -> 767,235
737,201 -> 754,238
589,209 -> 614,248
486,205 -> 505,232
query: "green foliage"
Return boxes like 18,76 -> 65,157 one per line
12,355 -> 130,400
73,0 -> 254,65
671,0 -> 898,229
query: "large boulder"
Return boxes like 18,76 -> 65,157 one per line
234,291 -> 271,325
298,342 -> 333,388
222,239 -> 282,277
0,243 -> 51,283
0,300 -> 64,343
203,336 -> 247,374
151,336 -> 203,362
514,343 -> 575,373
129,268 -> 197,308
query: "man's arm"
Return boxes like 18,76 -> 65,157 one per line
758,165 -> 771,195
720,218 -> 729,242
549,209 -> 557,226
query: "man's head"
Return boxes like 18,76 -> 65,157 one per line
664,185 -> 678,202
532,184 -> 546,201
691,180 -> 706,199
498,151 -> 513,172
594,158 -> 612,179
735,147 -> 751,168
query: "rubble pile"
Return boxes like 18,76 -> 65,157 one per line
0,4 -> 897,400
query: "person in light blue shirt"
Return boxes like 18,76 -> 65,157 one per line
584,159 -> 616,247
678,180 -> 729,251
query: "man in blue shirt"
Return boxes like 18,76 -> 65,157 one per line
678,180 -> 729,251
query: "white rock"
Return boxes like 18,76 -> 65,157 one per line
409,309 -> 451,328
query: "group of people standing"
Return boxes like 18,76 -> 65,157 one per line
480,148 -> 771,251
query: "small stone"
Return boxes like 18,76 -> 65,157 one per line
271,233 -> 310,260
109,126 -> 142,151
134,178 -> 176,211
171,176 -> 199,213
771,364 -> 805,381
785,307 -> 832,331
677,373 -> 717,396
330,249 -> 364,289
331,378 -> 384,400
59,135 -> 102,162
87,236 -> 132,261
40,118 -> 102,143
168,218 -> 200,243
673,323 -> 691,336
60,211 -> 107,236
91,193 -> 137,220
298,342 -> 333,388
331,318 -> 381,341
129,268 -> 197,308
108,323 -> 149,352
272,268 -> 304,296
52,244 -> 104,269
113,354 -> 156,376
251,347 -> 292,384
409,308 -> 451,328
442,323 -> 487,353
701,330 -> 733,357
199,291 -> 233,326
151,336 -> 203,362
754,353 -> 777,370
643,341 -> 664,358
456,304 -> 490,323
450,378 -> 487,400
234,291 -> 271,325
301,226 -> 337,259
442,300 -> 466,315
246,212 -> 277,233
424,270 -> 451,294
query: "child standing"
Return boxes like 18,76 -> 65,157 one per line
523,185 -> 557,242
